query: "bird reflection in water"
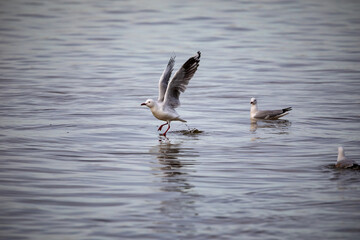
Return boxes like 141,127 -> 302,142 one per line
250,119 -> 292,134
149,142 -> 200,233
150,142 -> 198,193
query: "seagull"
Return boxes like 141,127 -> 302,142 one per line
250,97 -> 292,120
141,51 -> 201,137
336,146 -> 356,168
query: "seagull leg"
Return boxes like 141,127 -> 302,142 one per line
158,122 -> 168,131
162,122 -> 171,137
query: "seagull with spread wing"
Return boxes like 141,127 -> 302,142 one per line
141,51 -> 201,137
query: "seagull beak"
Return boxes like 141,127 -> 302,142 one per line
141,103 -> 146,106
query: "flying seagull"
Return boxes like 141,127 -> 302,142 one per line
336,146 -> 356,168
141,51 -> 201,137
250,97 -> 292,120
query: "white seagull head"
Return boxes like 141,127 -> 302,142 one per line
141,99 -> 156,108
250,97 -> 257,105
337,146 -> 346,162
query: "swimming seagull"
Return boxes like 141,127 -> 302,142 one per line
250,97 -> 292,120
336,146 -> 356,168
141,51 -> 201,137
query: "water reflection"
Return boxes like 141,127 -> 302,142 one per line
150,142 -> 200,234
250,119 -> 292,134
150,141 -> 198,193
325,164 -> 360,190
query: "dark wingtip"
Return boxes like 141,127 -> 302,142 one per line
283,107 -> 292,113
183,51 -> 201,69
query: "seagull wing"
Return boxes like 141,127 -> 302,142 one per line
255,107 -> 292,119
163,51 -> 201,109
336,159 -> 355,168
158,55 -> 175,102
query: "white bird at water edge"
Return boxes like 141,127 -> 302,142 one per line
141,51 -> 201,137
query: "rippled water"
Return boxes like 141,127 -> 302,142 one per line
1,0 -> 360,239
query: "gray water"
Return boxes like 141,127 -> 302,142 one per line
1,0 -> 360,239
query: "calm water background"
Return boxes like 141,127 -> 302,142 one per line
1,0 -> 360,239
